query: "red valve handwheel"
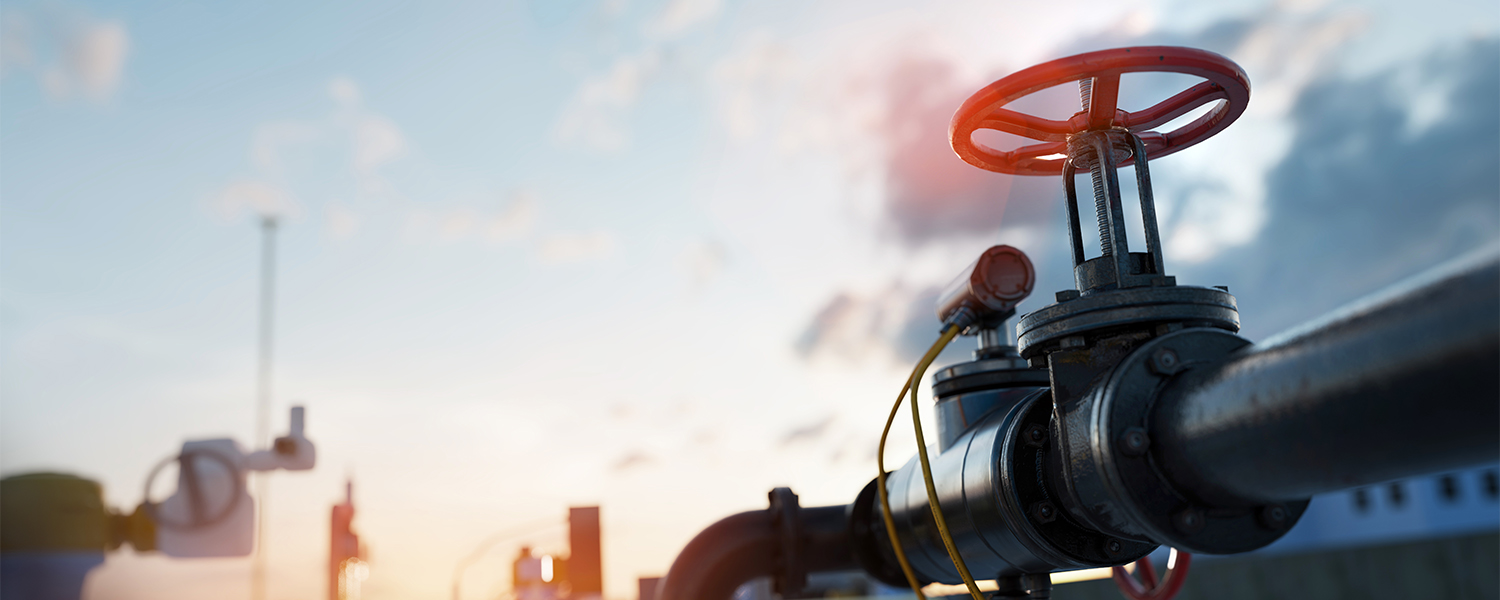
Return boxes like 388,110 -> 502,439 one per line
950,46 -> 1250,176
1111,549 -> 1192,600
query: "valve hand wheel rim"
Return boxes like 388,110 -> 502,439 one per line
949,46 -> 1250,176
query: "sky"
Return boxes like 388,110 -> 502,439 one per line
1,0 -> 1496,599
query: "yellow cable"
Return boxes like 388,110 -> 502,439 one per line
911,324 -> 985,600
877,375 -> 928,600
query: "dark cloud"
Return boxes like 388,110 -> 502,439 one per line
1183,37 -> 1500,339
779,415 -> 836,447
879,56 -> 1062,246
794,292 -> 858,358
793,283 -> 993,364
794,257 -> 1080,364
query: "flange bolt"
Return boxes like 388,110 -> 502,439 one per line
1031,501 -> 1058,524
1024,423 -> 1049,447
1258,504 -> 1289,530
1173,508 -> 1204,534
1119,427 -> 1150,456
1150,347 -> 1181,375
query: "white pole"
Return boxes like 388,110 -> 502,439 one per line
252,215 -> 277,600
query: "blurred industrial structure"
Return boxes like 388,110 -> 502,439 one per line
330,480 -> 366,600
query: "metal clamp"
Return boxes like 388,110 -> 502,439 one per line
769,487 -> 806,597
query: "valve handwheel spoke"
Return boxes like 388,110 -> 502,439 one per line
1111,549 -> 1192,600
950,46 -> 1250,175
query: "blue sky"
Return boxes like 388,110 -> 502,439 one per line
2,0 -> 1496,598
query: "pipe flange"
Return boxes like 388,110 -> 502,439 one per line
1016,286 -> 1239,360
1087,329 -> 1310,554
1001,394 -> 1156,566
848,479 -> 931,589
932,356 -> 1051,397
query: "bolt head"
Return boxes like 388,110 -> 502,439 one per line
1056,289 -> 1081,302
1023,423 -> 1048,447
1104,539 -> 1124,556
1150,348 -> 1181,375
1258,504 -> 1289,530
1173,508 -> 1204,534
1119,428 -> 1150,456
1031,501 -> 1057,524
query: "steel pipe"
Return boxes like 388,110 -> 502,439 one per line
1151,245 -> 1500,507
654,501 -> 854,600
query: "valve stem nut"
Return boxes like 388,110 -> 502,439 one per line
1031,501 -> 1058,524
1119,427 -> 1150,456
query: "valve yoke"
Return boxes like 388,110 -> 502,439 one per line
948,46 -> 1250,360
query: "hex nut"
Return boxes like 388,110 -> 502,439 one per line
1031,501 -> 1058,524
1023,423 -> 1049,448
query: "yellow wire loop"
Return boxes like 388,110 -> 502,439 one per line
878,323 -> 985,600
911,324 -> 985,600
877,376 -> 927,600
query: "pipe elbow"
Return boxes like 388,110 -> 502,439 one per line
655,510 -> 776,600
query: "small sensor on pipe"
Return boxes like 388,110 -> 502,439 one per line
936,245 -> 1035,331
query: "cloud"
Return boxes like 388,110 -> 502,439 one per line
213,181 -> 298,220
394,190 -> 540,246
351,113 -> 406,177
486,190 -> 539,243
328,76 -> 362,106
251,121 -> 322,177
646,0 -> 722,38
679,239 -> 728,288
611,450 -> 653,472
437,209 -> 480,242
552,0 -> 723,151
877,54 -> 1066,246
1183,36 -> 1500,340
326,204 -> 359,240
217,77 -> 412,231
553,51 -> 662,151
779,415 -> 835,447
1,8 -> 129,101
538,231 -> 617,264
0,14 -> 34,75
795,283 -> 961,364
709,36 -> 799,141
